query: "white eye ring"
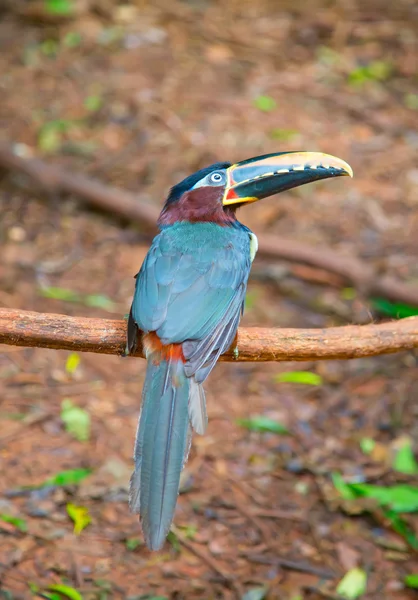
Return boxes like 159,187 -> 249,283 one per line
210,172 -> 223,183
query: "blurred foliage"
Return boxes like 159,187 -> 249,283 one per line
359,437 -> 375,455
392,440 -> 418,475
84,94 -> 103,112
242,587 -> 268,600
40,286 -> 116,311
347,60 -> 392,87
0,514 -> 27,532
47,584 -> 82,600
333,475 -> 418,513
45,0 -> 74,16
269,128 -> 299,142
336,568 -> 367,599
65,353 -> 80,375
42,467 -> 92,487
253,95 -> 277,112
67,502 -> 91,535
38,119 -> 77,153
61,399 -> 91,442
371,298 -> 418,319
237,415 -> 289,434
274,371 -> 322,386
404,574 -> 418,589
405,93 -> 418,110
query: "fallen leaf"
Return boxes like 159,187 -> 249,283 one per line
275,371 -> 322,386
48,584 -> 83,600
61,399 -> 90,441
404,573 -> 418,588
65,353 -> 80,375
242,587 -> 268,600
237,415 -> 289,434
67,503 -> 91,535
392,438 -> 418,475
336,567 -> 367,599
43,468 -> 92,487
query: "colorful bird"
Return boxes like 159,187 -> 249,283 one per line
127,151 -> 353,550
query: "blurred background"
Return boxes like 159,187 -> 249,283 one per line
0,1 -> 417,598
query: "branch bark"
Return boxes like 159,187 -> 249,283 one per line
1,309 -> 417,362
1,144 -> 417,305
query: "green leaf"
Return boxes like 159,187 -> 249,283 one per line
269,128 -> 299,142
360,438 -> 375,455
48,584 -> 83,600
38,124 -> 61,153
405,574 -> 418,589
336,568 -> 367,599
176,524 -> 197,539
393,440 -> 418,475
253,95 -> 277,112
348,61 -> 392,87
38,120 -> 75,153
84,294 -> 116,311
316,45 -> 341,66
63,32 -> 82,48
341,287 -> 356,300
125,537 -> 142,551
350,483 -> 418,513
166,530 -> 180,552
242,587 -> 268,600
39,287 -> 116,311
333,475 -> 418,513
405,93 -> 418,110
67,503 -> 91,535
43,467 -> 92,487
41,39 -> 59,58
331,472 -> 357,500
84,95 -> 102,112
65,353 -> 80,375
237,415 -> 289,434
275,371 -> 322,386
61,399 -> 90,442
45,0 -> 74,15
371,298 -> 418,319
40,286 -> 82,302
0,514 -> 27,532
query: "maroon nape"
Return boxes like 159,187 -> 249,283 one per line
158,186 -> 237,227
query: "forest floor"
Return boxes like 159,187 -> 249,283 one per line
0,1 -> 417,599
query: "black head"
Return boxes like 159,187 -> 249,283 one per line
166,162 -> 231,204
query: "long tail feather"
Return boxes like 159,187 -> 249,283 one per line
129,354 -> 190,551
188,378 -> 207,434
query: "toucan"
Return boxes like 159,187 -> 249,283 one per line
127,151 -> 353,550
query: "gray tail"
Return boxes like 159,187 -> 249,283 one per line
129,354 -> 190,551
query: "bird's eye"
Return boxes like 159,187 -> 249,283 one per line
209,172 -> 224,184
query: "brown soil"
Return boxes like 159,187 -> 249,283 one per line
0,1 -> 417,599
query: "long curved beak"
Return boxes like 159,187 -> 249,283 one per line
222,151 -> 353,206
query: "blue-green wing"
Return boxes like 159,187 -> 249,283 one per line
129,226 -> 251,379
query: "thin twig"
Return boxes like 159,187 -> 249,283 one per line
247,553 -> 336,580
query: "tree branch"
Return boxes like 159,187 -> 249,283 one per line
1,144 -> 417,306
1,309 -> 417,362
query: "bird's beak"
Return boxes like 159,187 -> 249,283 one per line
222,151 -> 353,206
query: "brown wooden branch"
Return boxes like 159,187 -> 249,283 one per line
1,309 -> 417,362
1,144 -> 418,305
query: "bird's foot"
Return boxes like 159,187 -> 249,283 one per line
233,345 -> 239,360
